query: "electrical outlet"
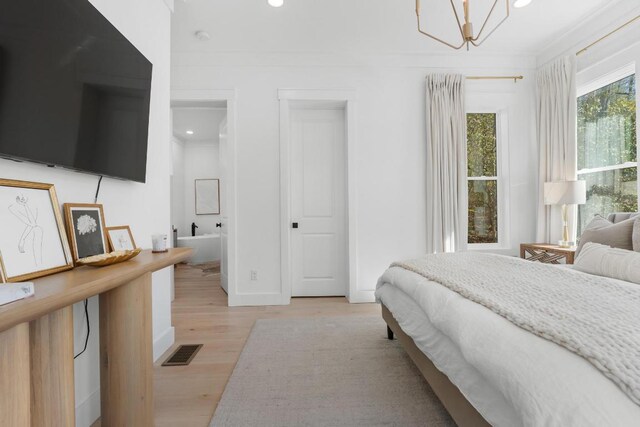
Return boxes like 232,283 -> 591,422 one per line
250,270 -> 258,281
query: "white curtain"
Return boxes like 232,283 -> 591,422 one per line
425,74 -> 467,253
536,56 -> 577,243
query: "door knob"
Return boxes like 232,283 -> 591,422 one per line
216,223 -> 222,228
292,222 -> 299,229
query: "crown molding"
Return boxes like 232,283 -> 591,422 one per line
171,50 -> 537,71
537,0 -> 640,69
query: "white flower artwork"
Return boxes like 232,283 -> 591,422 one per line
67,205 -> 107,260
77,215 -> 98,235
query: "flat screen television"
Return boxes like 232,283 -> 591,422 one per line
0,0 -> 153,183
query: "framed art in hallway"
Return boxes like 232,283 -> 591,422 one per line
106,225 -> 137,251
195,179 -> 220,215
64,203 -> 109,263
0,179 -> 74,282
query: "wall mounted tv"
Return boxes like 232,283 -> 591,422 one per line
0,0 -> 153,183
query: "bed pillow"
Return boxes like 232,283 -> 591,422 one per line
576,215 -> 634,256
574,242 -> 640,284
633,216 -> 640,252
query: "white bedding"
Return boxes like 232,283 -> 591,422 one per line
376,266 -> 640,427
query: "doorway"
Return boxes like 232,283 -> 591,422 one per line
170,90 -> 237,306
289,106 -> 348,297
279,90 -> 357,302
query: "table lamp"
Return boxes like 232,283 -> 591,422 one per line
544,180 -> 587,248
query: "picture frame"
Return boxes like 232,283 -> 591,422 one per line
195,179 -> 220,215
0,253 -> 7,283
0,179 -> 74,282
63,203 -> 109,263
106,226 -> 137,251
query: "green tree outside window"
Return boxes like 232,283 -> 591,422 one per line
467,113 -> 498,244
577,74 -> 637,234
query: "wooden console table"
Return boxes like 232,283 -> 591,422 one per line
0,248 -> 192,427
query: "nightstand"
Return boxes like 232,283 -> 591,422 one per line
519,243 -> 576,265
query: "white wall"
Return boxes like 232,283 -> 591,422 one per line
171,140 -> 223,238
182,141 -> 221,236
171,108 -> 226,237
0,0 -> 173,425
172,51 -> 539,305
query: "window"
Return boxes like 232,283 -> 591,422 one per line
467,113 -> 499,245
577,74 -> 637,234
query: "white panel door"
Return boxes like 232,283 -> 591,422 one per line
219,118 -> 229,294
291,108 -> 347,297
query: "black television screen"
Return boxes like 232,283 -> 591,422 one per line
0,0 -> 153,183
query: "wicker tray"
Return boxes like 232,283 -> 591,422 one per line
76,248 -> 142,267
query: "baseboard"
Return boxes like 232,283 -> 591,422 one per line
229,292 -> 288,306
75,387 -> 100,427
348,289 -> 376,303
153,326 -> 175,362
229,290 -> 375,306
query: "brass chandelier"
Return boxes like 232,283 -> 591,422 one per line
416,0 -> 510,50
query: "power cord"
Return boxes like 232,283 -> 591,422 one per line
94,175 -> 103,204
74,175 -> 103,359
74,299 -> 90,359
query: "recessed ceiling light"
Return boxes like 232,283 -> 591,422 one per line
268,0 -> 284,7
186,130 -> 194,135
513,0 -> 532,8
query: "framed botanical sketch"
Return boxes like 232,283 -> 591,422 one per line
0,179 -> 74,282
106,226 -> 137,251
195,179 -> 220,215
64,203 -> 108,262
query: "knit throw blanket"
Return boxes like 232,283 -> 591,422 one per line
392,252 -> 640,406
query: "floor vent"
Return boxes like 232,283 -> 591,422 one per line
161,344 -> 203,366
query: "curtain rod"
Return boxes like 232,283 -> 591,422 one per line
466,75 -> 524,83
576,14 -> 640,56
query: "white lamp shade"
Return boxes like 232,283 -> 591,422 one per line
513,0 -> 532,8
544,181 -> 587,205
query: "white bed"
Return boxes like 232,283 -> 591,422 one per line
376,264 -> 640,426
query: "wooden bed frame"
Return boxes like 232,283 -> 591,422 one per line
382,304 -> 491,427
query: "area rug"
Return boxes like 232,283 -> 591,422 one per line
190,261 -> 220,277
210,316 -> 454,426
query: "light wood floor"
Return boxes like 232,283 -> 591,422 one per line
151,264 -> 379,426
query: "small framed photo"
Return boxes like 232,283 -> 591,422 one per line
64,203 -> 108,263
106,226 -> 137,251
195,179 -> 220,215
0,179 -> 74,282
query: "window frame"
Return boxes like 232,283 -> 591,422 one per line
577,63 -> 635,98
466,109 -> 511,250
576,63 -> 638,233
